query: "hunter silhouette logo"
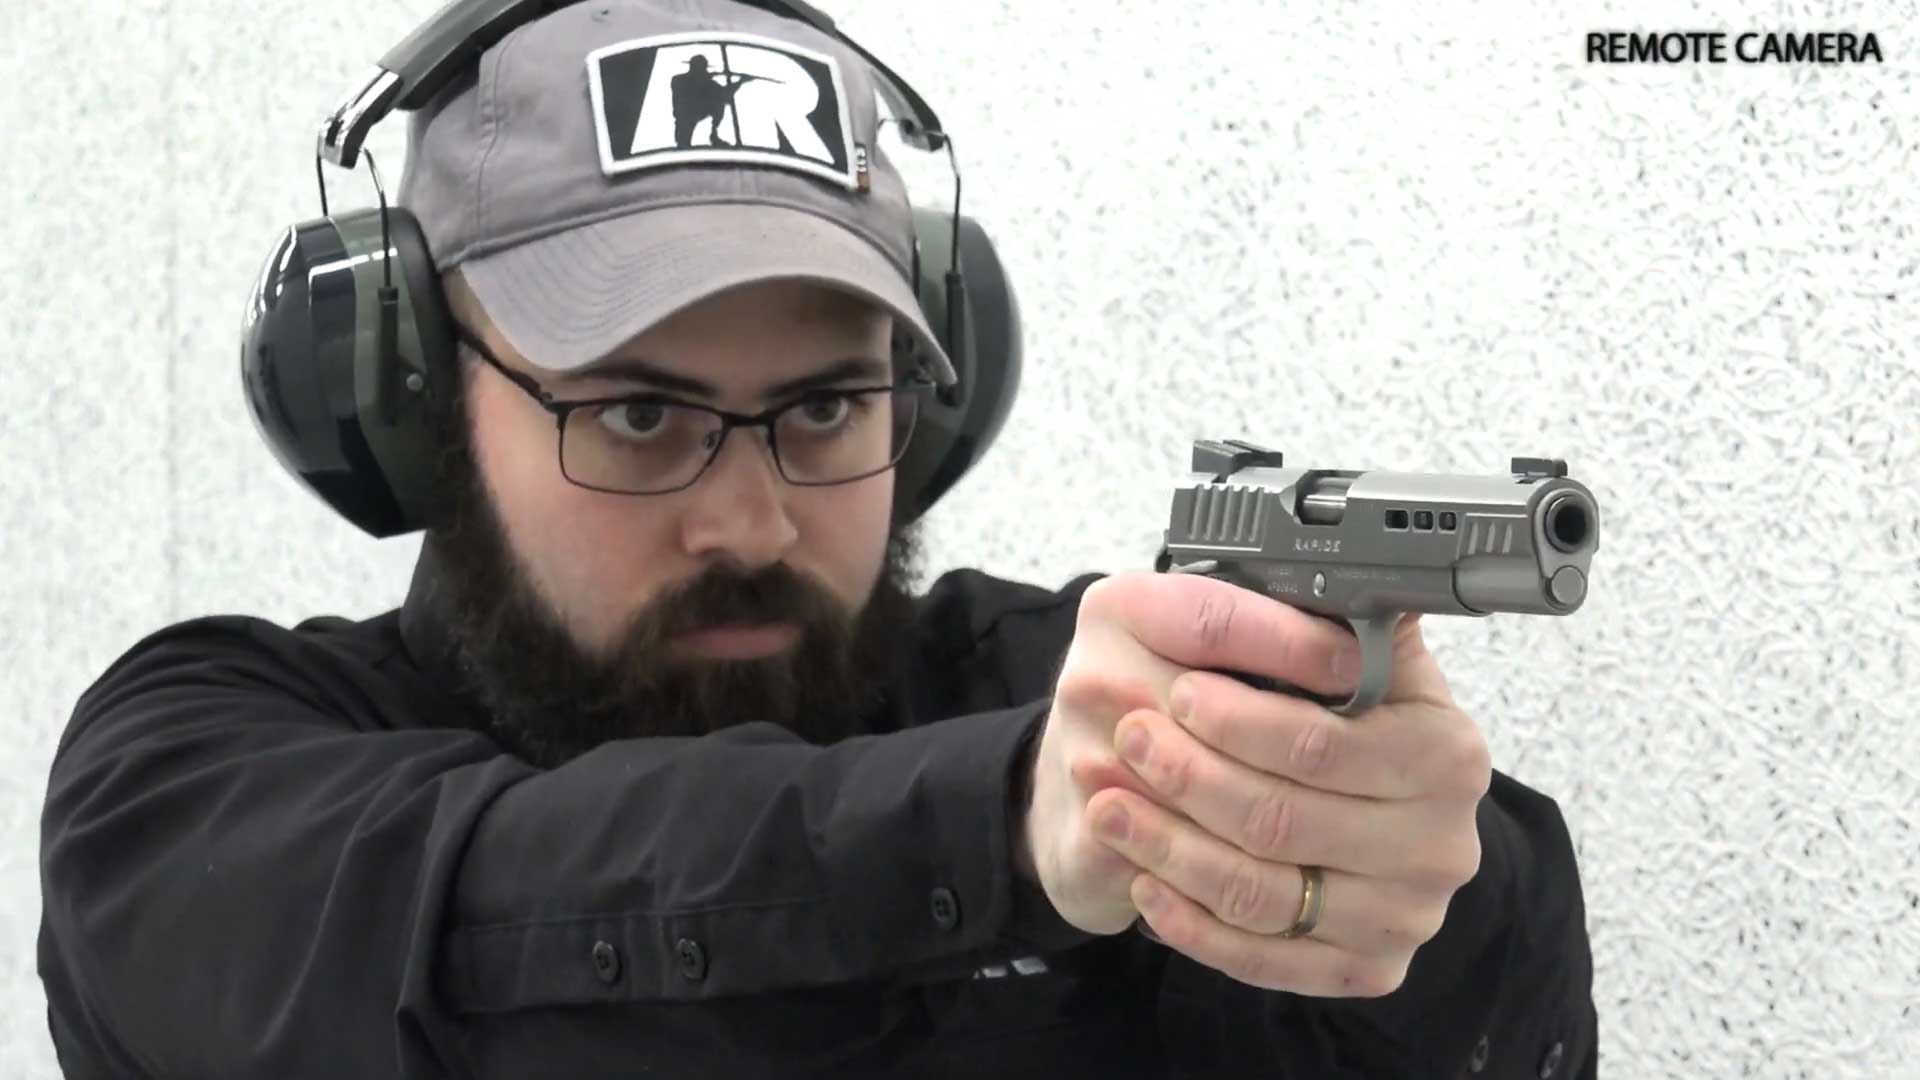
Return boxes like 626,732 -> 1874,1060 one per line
586,31 -> 858,188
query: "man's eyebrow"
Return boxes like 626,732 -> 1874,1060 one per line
762,357 -> 893,398
561,356 -> 894,400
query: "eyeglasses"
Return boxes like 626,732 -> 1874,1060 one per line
453,328 -> 930,496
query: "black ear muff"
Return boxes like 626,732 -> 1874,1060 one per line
241,205 -> 455,538
892,207 -> 1022,526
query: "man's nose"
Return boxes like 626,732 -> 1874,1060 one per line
677,429 -> 800,567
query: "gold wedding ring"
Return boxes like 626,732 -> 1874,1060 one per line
1130,864 -> 1326,944
1277,865 -> 1325,939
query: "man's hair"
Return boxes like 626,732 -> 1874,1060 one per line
421,270 -> 488,534
440,268 -> 490,339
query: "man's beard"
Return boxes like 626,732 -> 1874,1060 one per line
421,426 -> 923,770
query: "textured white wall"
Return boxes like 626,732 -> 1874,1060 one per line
4,0 -> 1916,1076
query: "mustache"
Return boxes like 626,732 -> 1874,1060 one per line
644,562 -> 846,637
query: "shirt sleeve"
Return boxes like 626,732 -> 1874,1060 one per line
1152,769 -> 1598,1079
37,619 -> 1084,1079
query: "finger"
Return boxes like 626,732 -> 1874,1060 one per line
1090,786 -> 1315,936
1080,572 -> 1361,700
1092,786 -> 1426,948
1166,670 -> 1479,801
1067,713 -> 1162,806
1127,872 -> 1416,998
1051,617 -> 1187,720
1100,720 -> 1476,886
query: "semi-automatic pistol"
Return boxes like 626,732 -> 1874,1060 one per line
1156,439 -> 1602,716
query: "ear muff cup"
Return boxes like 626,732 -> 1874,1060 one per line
241,205 -> 456,538
893,209 -> 1022,526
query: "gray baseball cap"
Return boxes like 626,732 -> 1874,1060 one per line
396,0 -> 955,386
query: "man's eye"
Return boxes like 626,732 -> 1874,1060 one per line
596,401 -> 671,438
804,397 -> 850,424
792,395 -> 852,430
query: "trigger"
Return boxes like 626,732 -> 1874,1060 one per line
1329,614 -> 1404,718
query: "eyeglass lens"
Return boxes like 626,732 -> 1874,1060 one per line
558,389 -> 921,494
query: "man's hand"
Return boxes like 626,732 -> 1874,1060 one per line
1019,571 -> 1490,998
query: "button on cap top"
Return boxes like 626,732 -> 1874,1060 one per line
930,887 -> 961,930
591,940 -> 621,985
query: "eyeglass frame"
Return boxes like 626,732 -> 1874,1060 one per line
450,326 -> 936,496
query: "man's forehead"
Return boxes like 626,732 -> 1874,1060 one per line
555,349 -> 892,400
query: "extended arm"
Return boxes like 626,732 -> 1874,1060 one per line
38,618 -> 1076,1077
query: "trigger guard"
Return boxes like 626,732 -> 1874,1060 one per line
1328,614 -> 1403,717
1216,614 -> 1400,716
1168,561 -> 1400,718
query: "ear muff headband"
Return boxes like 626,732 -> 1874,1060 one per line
323,0 -> 953,172
242,0 -> 1020,538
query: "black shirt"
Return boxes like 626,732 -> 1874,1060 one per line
38,562 -> 1596,1079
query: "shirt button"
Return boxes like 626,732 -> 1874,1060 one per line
1469,1035 -> 1490,1072
1538,1040 -> 1564,1078
930,887 -> 961,931
675,937 -> 708,981
591,940 -> 622,985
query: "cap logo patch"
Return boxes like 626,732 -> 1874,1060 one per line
585,31 -> 858,189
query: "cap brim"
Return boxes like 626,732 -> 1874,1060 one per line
456,202 -> 957,386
